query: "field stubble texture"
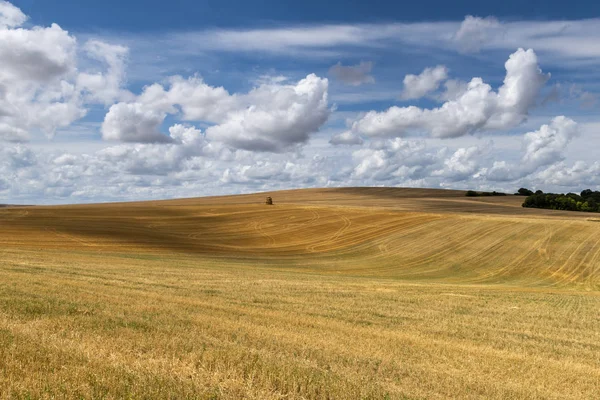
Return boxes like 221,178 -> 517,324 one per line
0,188 -> 599,399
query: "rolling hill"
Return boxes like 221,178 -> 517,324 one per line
0,187 -> 599,399
1,187 -> 598,288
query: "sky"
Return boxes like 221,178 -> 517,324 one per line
1,0 -> 600,204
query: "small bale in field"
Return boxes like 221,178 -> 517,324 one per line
265,196 -> 273,205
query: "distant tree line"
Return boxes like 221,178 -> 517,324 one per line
520,188 -> 600,213
466,190 -> 507,197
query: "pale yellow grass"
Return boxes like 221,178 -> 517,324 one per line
0,188 -> 599,399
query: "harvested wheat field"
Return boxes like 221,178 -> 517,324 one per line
0,187 -> 599,399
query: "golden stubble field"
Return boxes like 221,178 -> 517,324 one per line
0,188 -> 599,399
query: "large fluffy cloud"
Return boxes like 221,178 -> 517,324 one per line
0,16 -> 83,140
347,48 -> 548,139
0,23 -> 76,82
102,74 -> 331,152
205,74 -> 330,152
0,2 -> 131,141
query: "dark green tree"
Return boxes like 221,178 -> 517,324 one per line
516,188 -> 534,196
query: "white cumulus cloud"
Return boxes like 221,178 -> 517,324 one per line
432,145 -> 488,181
0,2 -> 134,141
102,73 -> 331,152
0,23 -> 77,83
401,65 -> 448,100
0,1 -> 26,29
349,48 -> 548,139
167,76 -> 239,122
102,102 -> 172,143
486,116 -> 579,181
522,116 -> 578,167
206,74 -> 330,152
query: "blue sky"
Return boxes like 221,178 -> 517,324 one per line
15,0 -> 600,28
1,0 -> 600,204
